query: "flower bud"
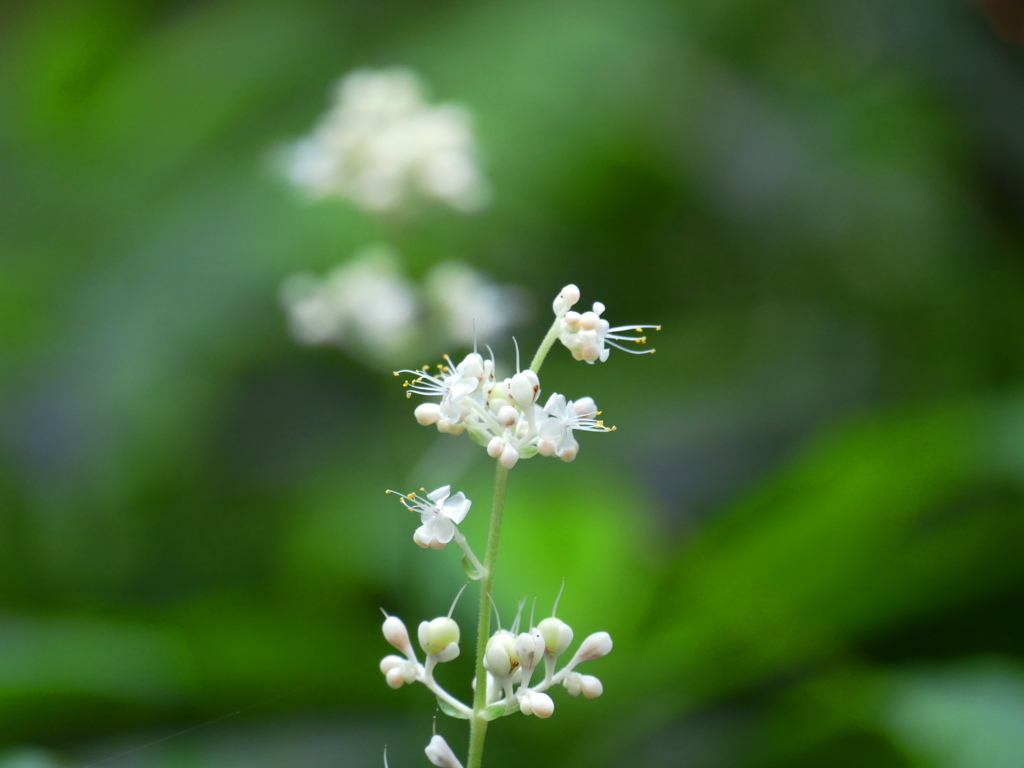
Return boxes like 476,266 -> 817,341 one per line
564,671 -> 603,698
553,284 -> 580,315
537,617 -> 574,658
380,655 -> 417,688
518,689 -> 554,718
418,617 -> 460,657
570,631 -> 613,664
414,403 -> 440,426
506,370 -> 540,408
382,615 -> 413,656
579,673 -> 604,698
487,436 -> 505,458
580,308 -> 602,331
515,630 -> 546,674
425,734 -> 464,768
496,405 -> 519,428
558,441 -> 579,462
499,443 -> 519,469
573,396 -> 598,420
484,630 -> 519,679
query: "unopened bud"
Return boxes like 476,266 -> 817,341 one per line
499,443 -> 519,469
496,405 -> 519,428
507,370 -> 540,408
518,689 -> 554,718
484,630 -> 519,679
425,734 -> 464,768
415,403 -> 440,426
516,631 -> 546,674
380,655 -> 417,688
487,436 -> 505,459
570,631 -> 613,664
382,615 -> 413,656
564,671 -> 603,698
537,617 -> 574,658
418,617 -> 460,658
553,284 -> 581,316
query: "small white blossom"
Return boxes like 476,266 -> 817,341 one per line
536,393 -> 612,461
286,67 -> 488,212
395,352 -> 495,434
388,486 -> 472,549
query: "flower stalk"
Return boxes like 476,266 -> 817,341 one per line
376,284 -> 657,767
467,460 -> 509,768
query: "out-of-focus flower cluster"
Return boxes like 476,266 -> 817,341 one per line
280,247 -> 525,367
286,67 -> 488,212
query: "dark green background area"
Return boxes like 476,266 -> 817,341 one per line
2,0 -> 1023,766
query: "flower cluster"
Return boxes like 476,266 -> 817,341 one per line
394,284 -> 658,467
285,67 -> 488,212
376,284 -> 656,766
395,353 -> 610,469
380,591 -> 612,724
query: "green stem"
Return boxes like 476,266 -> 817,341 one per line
528,314 -> 563,374
467,461 -> 510,768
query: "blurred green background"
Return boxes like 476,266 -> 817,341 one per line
2,0 -> 1024,766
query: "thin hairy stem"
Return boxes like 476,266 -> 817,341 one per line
466,461 -> 509,768
528,314 -> 563,374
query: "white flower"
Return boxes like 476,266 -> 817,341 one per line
388,485 -> 471,549
423,262 -> 526,347
553,286 -> 661,363
285,67 -> 488,212
395,352 -> 495,434
536,394 -> 612,461
280,245 -> 417,358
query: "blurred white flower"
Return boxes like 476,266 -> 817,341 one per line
424,261 -> 526,347
281,249 -> 526,367
280,245 -> 417,361
287,67 -> 488,212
